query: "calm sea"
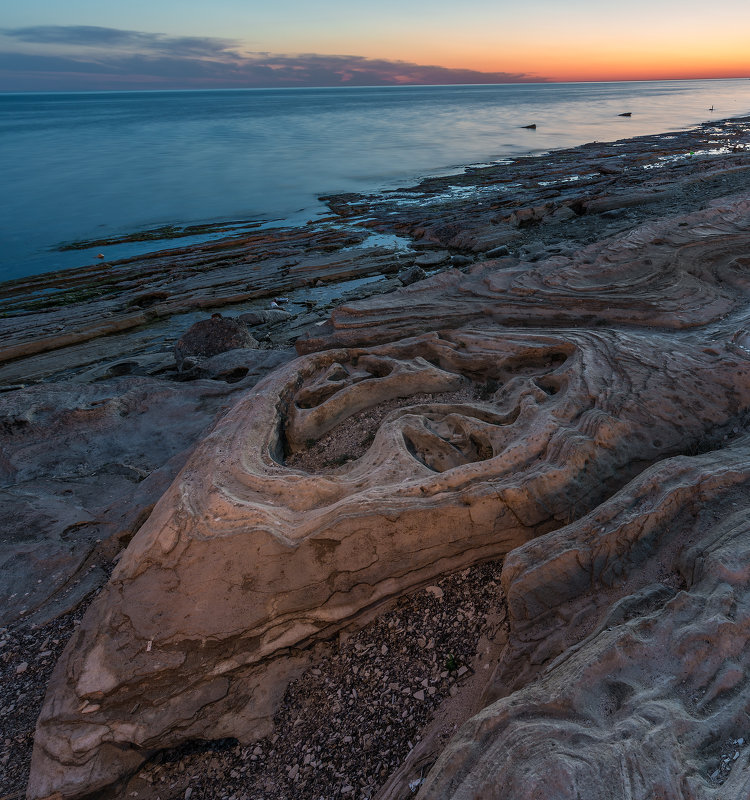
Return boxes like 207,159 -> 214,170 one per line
2,79 -> 750,283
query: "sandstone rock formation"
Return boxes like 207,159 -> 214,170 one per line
420,439 -> 750,799
0,349 -> 293,629
27,309 -> 750,796
299,193 -> 750,352
20,121 -> 750,799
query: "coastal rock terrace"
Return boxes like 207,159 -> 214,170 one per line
4,117 -> 750,800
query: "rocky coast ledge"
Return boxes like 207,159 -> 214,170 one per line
3,116 -> 750,800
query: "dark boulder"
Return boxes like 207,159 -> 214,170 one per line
398,264 -> 428,286
174,314 -> 257,369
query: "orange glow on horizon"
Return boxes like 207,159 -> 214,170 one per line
271,14 -> 750,86
400,47 -> 750,84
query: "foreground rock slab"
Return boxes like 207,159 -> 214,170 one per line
27,313 -> 750,796
421,438 -> 750,799
0,349 -> 292,628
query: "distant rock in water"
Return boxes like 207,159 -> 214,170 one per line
174,313 -> 257,369
522,123 -> 537,129
618,112 -> 633,117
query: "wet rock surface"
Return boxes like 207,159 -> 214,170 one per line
4,116 -> 750,800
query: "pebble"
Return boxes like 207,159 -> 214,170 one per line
15,662 -> 28,674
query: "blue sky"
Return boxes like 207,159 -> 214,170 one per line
2,0 -> 750,90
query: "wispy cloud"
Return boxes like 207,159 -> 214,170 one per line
0,25 -> 545,91
2,25 -> 242,58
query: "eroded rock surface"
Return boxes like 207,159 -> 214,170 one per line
421,441 -> 750,799
0,351 -> 294,629
299,193 -> 750,352
27,312 -> 750,796
19,120 -> 750,800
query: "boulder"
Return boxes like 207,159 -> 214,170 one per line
397,264 -> 428,285
174,314 -> 257,369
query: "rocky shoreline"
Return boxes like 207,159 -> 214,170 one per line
3,115 -> 750,800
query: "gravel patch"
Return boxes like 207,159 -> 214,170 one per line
112,559 -> 506,800
286,386 -> 480,473
0,565 -> 108,798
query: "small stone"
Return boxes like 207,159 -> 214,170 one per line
413,690 -> 425,701
239,309 -> 292,327
457,666 -> 469,677
398,264 -> 428,285
449,684 -> 459,697
425,585 -> 444,600
381,644 -> 388,655
545,206 -> 577,224
414,251 -> 449,267
15,662 -> 28,674
184,789 -> 193,800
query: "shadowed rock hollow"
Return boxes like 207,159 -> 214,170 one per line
23,182 -> 750,794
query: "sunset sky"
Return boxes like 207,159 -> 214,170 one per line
2,0 -> 750,91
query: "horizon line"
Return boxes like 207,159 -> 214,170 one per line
2,75 -> 750,95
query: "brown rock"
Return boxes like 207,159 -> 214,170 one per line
27,314 -> 750,796
420,439 -> 750,799
298,195 -> 750,353
174,314 -> 257,368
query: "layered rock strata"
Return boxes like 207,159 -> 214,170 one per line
16,119 -> 750,800
27,314 -> 750,795
299,193 -> 750,352
421,439 -> 750,799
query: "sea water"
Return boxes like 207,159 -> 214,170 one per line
2,79 -> 750,282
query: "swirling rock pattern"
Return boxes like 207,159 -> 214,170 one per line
27,316 -> 750,796
299,194 -> 750,352
420,440 -> 750,799
27,184 -> 750,795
